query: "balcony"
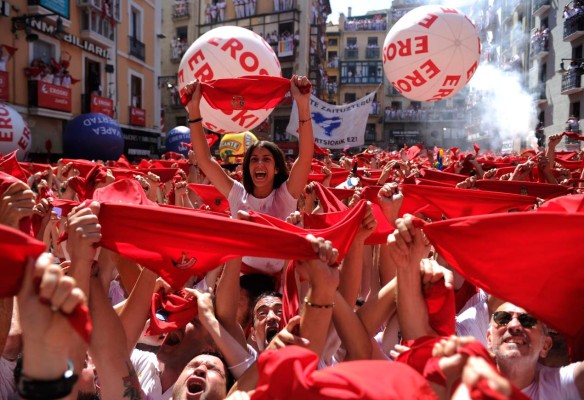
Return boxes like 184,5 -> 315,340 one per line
344,16 -> 388,31
383,108 -> 466,123
341,75 -> 382,84
561,73 -> 583,94
129,36 -> 145,61
530,33 -> 549,60
278,38 -> 294,58
533,0 -> 551,16
76,0 -> 121,22
327,58 -> 339,69
344,49 -> 359,59
564,13 -> 584,41
170,39 -> 188,63
366,47 -> 380,59
172,1 -> 189,20
28,80 -> 72,113
369,102 -> 380,116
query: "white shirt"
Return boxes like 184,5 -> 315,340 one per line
522,362 -> 582,400
228,180 -> 297,275
0,358 -> 17,400
455,289 -> 490,347
131,349 -> 174,400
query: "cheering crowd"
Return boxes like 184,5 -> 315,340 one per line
0,75 -> 583,400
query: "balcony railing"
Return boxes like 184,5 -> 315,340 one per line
344,49 -> 359,59
172,1 -> 190,20
129,36 -> 145,61
340,75 -> 382,84
344,18 -> 387,31
170,40 -> 188,63
564,13 -> 584,41
366,47 -> 380,59
533,0 -> 551,16
369,102 -> 380,115
384,108 -> 467,122
561,73 -> 583,94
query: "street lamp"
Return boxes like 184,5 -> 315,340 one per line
11,13 -> 66,42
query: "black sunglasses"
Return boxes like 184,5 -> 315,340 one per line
492,311 -> 538,329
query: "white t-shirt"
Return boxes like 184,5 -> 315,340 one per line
522,362 -> 581,400
228,180 -> 297,275
131,348 -> 174,400
455,289 -> 490,347
0,358 -> 17,400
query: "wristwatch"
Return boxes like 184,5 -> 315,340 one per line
14,356 -> 79,400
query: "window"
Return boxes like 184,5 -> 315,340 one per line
131,75 -> 142,108
391,101 -> 402,109
346,37 -> 357,48
411,101 -> 421,110
281,67 -> 293,79
365,124 -> 376,141
344,93 -> 356,103
367,37 -> 378,47
571,101 -> 580,120
130,7 -> 142,40
32,40 -> 56,65
176,26 -> 188,41
328,38 -> 338,46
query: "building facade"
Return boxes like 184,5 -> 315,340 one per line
0,0 -> 161,161
157,0 -> 331,157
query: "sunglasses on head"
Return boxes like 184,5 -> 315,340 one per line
492,311 -> 538,329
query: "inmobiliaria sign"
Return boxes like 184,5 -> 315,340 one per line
38,81 -> 71,112
90,94 -> 114,117
129,106 -> 146,127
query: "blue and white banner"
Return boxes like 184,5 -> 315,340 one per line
286,91 -> 377,149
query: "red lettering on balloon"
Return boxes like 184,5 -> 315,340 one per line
442,75 -> 461,87
420,60 -> 440,79
418,14 -> 438,29
0,130 -> 14,142
231,110 -> 259,129
195,63 -> 214,81
440,7 -> 459,14
17,136 -> 28,150
427,88 -> 454,101
239,51 -> 259,72
385,36 -> 428,62
0,117 -> 13,130
187,50 -> 206,72
221,38 -> 244,61
22,127 -> 31,140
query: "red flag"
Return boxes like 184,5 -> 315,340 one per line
475,179 -> 571,199
1,44 -> 17,56
563,131 -> 584,141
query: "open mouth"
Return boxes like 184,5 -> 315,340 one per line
266,326 -> 279,343
254,171 -> 267,179
186,376 -> 205,399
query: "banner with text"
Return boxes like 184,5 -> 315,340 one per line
286,91 -> 376,149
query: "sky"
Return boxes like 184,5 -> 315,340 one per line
327,0 -> 391,24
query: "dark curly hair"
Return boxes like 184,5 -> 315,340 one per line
242,141 -> 289,194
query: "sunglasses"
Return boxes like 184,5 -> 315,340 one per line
492,311 -> 538,329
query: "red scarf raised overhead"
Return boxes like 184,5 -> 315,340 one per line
475,179 -> 571,199
181,75 -> 293,110
0,151 -> 30,182
145,290 -> 198,336
0,224 -> 92,344
400,184 -> 538,219
187,183 -> 229,213
97,201 -> 367,289
417,212 -> 584,359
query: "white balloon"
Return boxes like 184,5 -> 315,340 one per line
0,103 -> 32,161
178,26 -> 281,134
383,5 -> 481,102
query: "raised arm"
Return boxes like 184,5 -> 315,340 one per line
388,214 -> 436,340
184,80 -> 234,198
286,75 -> 314,199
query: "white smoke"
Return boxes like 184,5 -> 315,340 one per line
467,64 -> 538,151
